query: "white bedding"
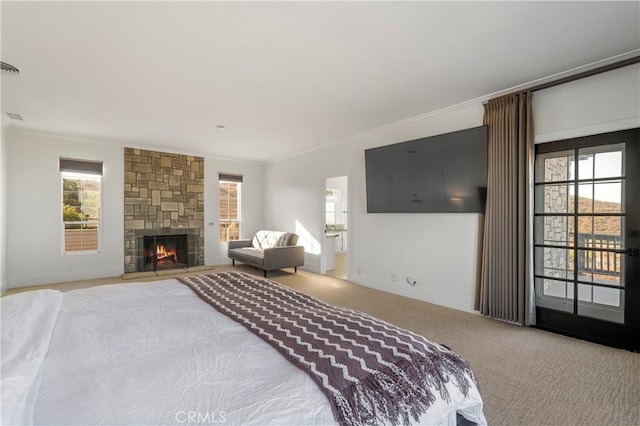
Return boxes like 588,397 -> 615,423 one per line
1,279 -> 486,425
1,290 -> 63,425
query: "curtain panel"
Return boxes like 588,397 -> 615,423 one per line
480,93 -> 535,325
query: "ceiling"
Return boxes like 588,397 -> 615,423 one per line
2,2 -> 639,162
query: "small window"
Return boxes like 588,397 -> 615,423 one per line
326,201 -> 336,225
60,158 -> 102,253
219,173 -> 242,242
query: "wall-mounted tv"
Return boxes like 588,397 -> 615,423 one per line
365,125 -> 488,213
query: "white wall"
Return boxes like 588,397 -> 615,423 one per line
204,157 -> 264,265
534,63 -> 640,143
264,63 -> 640,314
265,103 -> 485,312
6,129 -> 125,287
0,128 -> 8,294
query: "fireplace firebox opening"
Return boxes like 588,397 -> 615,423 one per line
143,234 -> 189,272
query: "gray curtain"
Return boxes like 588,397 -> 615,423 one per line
479,93 -> 535,325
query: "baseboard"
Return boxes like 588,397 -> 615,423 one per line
350,274 -> 479,314
8,265 -> 125,288
300,262 -> 320,274
208,256 -> 233,266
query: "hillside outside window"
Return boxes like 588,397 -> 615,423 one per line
60,158 -> 103,253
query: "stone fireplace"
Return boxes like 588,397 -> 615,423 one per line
123,148 -> 205,273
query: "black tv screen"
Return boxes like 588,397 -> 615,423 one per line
365,125 -> 488,213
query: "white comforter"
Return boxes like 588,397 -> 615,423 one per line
1,279 -> 486,425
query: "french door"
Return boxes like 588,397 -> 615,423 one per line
534,128 -> 639,351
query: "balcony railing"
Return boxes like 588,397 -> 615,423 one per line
577,233 -> 621,277
219,221 -> 239,242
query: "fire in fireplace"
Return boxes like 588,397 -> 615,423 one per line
143,234 -> 189,271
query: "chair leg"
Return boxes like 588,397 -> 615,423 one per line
294,266 -> 297,273
232,259 -> 235,266
264,270 -> 267,278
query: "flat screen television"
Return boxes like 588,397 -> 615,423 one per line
365,125 -> 488,213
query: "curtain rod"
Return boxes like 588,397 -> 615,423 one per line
489,55 -> 640,102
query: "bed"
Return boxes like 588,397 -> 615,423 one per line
2,272 -> 486,425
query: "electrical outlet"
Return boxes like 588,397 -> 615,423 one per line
391,274 -> 397,282
356,267 -> 362,275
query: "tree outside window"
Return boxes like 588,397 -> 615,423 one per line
62,173 -> 101,252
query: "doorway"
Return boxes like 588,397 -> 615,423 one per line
324,176 -> 348,279
534,128 -> 639,350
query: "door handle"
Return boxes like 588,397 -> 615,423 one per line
625,248 -> 639,257
623,230 -> 639,256
614,248 -> 639,256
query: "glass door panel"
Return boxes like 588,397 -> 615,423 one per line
533,129 -> 639,350
535,277 -> 573,312
534,216 -> 575,246
578,286 -> 625,323
539,150 -> 575,182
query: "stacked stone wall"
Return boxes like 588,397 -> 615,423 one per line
123,148 -> 204,273
540,156 -> 570,279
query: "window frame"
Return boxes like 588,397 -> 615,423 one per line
61,171 -> 102,254
218,178 -> 242,243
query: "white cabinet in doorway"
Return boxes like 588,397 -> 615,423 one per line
334,230 -> 348,253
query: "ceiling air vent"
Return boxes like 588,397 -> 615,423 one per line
1,61 -> 20,74
6,113 -> 23,121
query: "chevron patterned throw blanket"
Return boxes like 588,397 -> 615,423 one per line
179,272 -> 476,426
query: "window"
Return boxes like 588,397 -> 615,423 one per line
325,201 -> 336,225
325,189 -> 337,225
219,173 -> 242,242
60,158 -> 102,253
